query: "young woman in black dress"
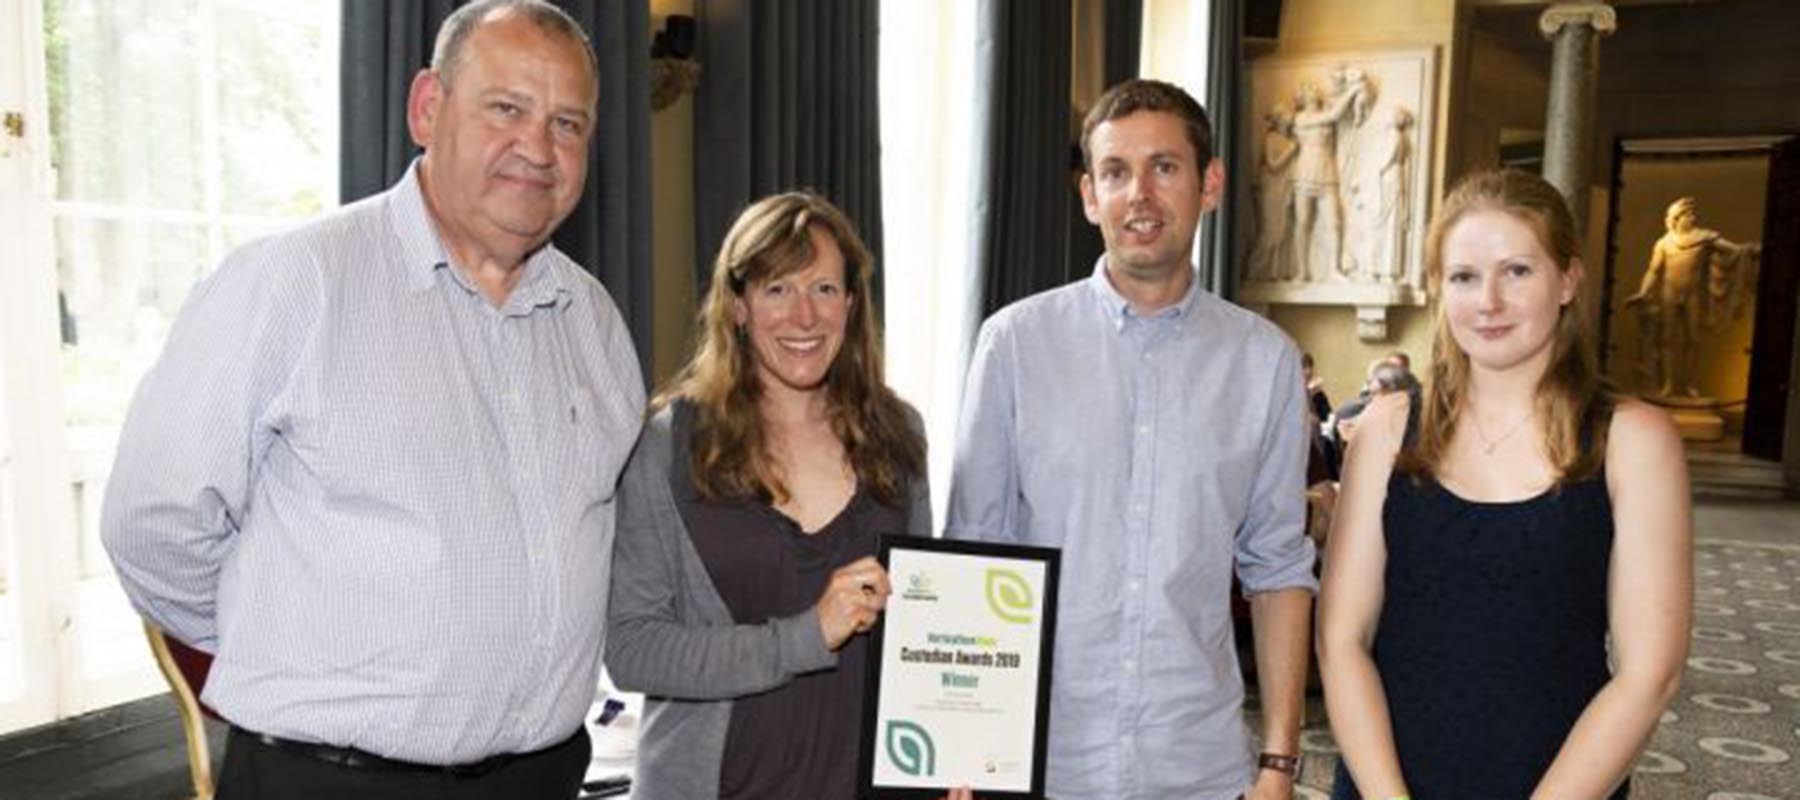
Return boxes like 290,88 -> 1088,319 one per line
1318,169 -> 1691,799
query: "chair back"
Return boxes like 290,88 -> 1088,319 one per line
144,622 -> 218,800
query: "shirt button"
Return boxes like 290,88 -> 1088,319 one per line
1123,658 -> 1135,670
1137,425 -> 1149,435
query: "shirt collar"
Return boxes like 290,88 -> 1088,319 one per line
503,248 -> 570,315
388,161 -> 452,294
387,159 -> 570,311
1086,255 -> 1203,330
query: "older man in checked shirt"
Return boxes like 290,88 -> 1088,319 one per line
100,2 -> 642,797
948,79 -> 1317,800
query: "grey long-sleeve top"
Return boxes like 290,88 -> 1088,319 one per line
605,402 -> 930,800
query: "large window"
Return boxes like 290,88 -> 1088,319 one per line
50,0 -> 338,438
0,0 -> 338,733
877,0 -> 982,529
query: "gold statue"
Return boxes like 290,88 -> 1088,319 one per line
1624,197 -> 1760,398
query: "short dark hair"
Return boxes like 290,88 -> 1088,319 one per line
1370,363 -> 1408,393
1081,79 -> 1214,172
432,0 -> 598,91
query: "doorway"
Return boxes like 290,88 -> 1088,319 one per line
1599,136 -> 1798,463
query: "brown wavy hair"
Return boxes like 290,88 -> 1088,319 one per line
1403,169 -> 1612,483
656,191 -> 924,506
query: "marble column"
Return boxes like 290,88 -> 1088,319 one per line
1538,2 -> 1616,234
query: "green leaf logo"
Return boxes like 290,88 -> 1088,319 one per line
885,719 -> 936,776
985,568 -> 1035,624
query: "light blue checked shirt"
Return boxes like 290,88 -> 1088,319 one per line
947,258 -> 1317,800
102,163 -> 645,764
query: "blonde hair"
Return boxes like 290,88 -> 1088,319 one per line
657,191 -> 923,506
1405,169 -> 1612,483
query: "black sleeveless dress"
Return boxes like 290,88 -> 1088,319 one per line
1330,470 -> 1628,800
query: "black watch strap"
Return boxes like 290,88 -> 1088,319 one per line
1258,752 -> 1300,776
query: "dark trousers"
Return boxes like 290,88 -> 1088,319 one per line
217,726 -> 590,800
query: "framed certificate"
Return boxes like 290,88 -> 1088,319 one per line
857,536 -> 1060,799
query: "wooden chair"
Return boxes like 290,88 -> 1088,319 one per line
144,622 -> 218,800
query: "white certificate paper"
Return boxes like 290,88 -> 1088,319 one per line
862,539 -> 1059,797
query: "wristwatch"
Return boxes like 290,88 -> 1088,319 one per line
1257,752 -> 1300,777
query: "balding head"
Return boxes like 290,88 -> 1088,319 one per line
432,0 -> 598,96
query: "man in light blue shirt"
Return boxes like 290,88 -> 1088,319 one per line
101,2 -> 643,797
947,79 -> 1317,800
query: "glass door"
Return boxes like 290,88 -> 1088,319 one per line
0,0 -> 339,734
0,0 -> 70,734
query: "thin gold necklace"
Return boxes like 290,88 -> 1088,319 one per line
1470,409 -> 1534,455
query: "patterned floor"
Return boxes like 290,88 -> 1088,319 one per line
1290,532 -> 1800,799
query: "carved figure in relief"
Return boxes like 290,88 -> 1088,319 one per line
1332,66 -> 1374,128
1289,76 -> 1367,281
1369,106 -> 1413,283
1249,107 -> 1299,281
1624,197 -> 1761,397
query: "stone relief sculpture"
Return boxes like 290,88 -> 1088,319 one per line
1289,73 -> 1371,281
1625,197 -> 1762,398
1369,106 -> 1413,285
1267,68 -> 1389,284
1248,108 -> 1299,281
1238,48 -> 1436,341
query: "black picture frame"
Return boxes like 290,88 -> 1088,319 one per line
856,536 -> 1061,800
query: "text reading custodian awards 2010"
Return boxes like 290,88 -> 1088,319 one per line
858,536 -> 1061,800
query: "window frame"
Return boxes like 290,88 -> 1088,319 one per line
0,0 -> 340,735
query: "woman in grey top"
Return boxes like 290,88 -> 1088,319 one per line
605,193 -> 967,800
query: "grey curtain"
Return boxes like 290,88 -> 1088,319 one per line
340,2 -> 455,201
972,0 -> 1074,319
1104,0 -> 1143,89
974,0 -> 1147,318
1067,0 -> 1146,303
340,0 -> 653,376
1200,0 -> 1241,299
692,0 -> 884,310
